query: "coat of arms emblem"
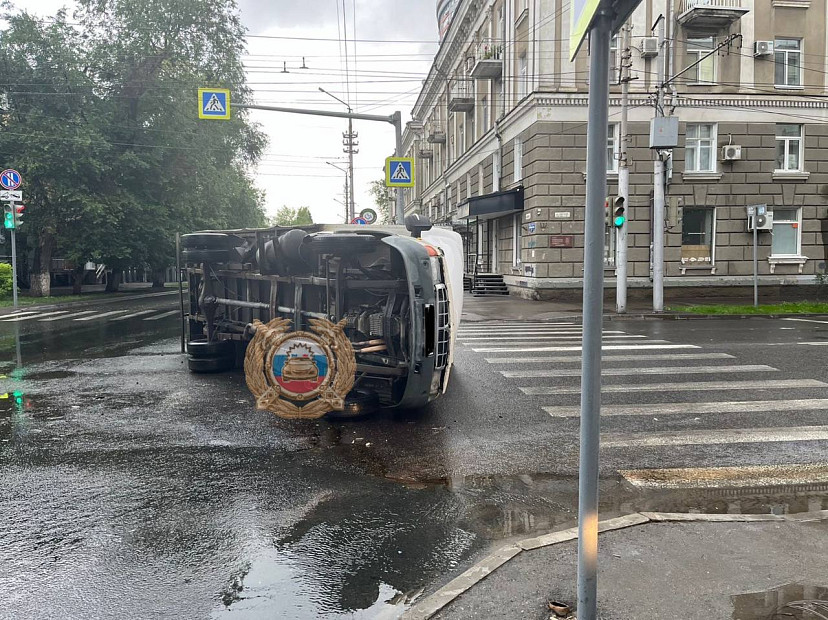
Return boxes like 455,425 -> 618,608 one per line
244,317 -> 356,419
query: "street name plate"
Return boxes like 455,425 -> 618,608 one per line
550,235 -> 575,248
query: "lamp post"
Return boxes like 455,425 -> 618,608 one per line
319,87 -> 357,221
327,161 -> 350,223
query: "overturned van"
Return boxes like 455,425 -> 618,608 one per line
181,216 -> 463,417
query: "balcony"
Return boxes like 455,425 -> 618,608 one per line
426,121 -> 446,143
677,0 -> 749,29
471,39 -> 503,79
449,79 -> 474,113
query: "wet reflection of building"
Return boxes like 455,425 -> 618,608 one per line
732,583 -> 828,619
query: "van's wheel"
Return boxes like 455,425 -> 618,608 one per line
187,355 -> 234,373
326,390 -> 380,420
187,339 -> 234,359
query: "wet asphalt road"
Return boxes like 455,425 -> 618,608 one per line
2,300 -> 828,619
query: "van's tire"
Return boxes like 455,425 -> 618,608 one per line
182,248 -> 230,264
181,233 -> 241,250
187,339 -> 234,359
326,390 -> 380,420
187,355 -> 234,373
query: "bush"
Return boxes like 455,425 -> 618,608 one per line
0,262 -> 12,298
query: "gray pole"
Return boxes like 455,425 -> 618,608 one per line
392,111 -> 405,225
176,232 -> 186,353
616,23 -> 631,314
652,16 -> 666,313
577,10 -> 612,620
753,223 -> 758,307
348,116 -> 356,221
10,226 -> 18,310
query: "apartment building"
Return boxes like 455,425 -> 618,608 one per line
403,0 -> 828,298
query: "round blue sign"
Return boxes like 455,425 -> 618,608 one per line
0,169 -> 22,190
350,217 -> 367,225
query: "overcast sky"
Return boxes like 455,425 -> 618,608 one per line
12,0 -> 440,224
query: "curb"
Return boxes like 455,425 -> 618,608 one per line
461,312 -> 828,323
0,289 -> 180,316
401,509 -> 828,620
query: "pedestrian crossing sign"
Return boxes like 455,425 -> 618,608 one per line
385,157 -> 415,188
198,88 -> 231,120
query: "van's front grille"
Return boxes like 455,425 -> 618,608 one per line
435,284 -> 450,369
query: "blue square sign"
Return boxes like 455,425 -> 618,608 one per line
385,157 -> 415,187
199,89 -> 230,120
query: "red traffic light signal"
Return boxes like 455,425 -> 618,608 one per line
14,204 -> 24,227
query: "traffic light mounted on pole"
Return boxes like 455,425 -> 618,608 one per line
612,196 -> 626,228
3,204 -> 14,229
14,204 -> 24,228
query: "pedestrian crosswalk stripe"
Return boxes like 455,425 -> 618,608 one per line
544,398 -> 828,418
460,333 -> 639,342
74,310 -> 129,321
40,310 -> 96,321
472,342 -> 689,353
797,342 -> 828,346
459,331 -> 626,339
144,309 -> 179,320
460,322 -> 578,327
619,463 -> 828,489
110,309 -> 160,321
458,330 -> 615,336
487,352 -> 734,364
603,425 -> 828,448
0,311 -> 38,321
458,326 -> 586,332
782,318 -> 828,325
501,364 -> 773,379
2,311 -> 69,321
520,379 -> 828,395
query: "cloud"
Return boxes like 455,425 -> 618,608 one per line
237,0 -> 338,30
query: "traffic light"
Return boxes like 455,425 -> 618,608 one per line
604,197 -> 611,228
3,204 -> 13,230
612,196 -> 626,228
14,204 -> 25,228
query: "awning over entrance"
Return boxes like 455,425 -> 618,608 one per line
456,187 -> 524,221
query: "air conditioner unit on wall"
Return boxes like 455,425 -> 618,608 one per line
754,41 -> 774,57
748,213 -> 774,231
640,37 -> 658,58
722,145 -> 742,161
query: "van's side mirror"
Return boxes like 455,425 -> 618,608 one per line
405,214 -> 432,238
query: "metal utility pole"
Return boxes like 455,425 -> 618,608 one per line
652,15 -> 666,313
10,226 -> 18,309
235,102 -> 405,225
326,161 -> 350,221
577,8 -> 612,620
616,22 -> 632,314
320,88 -> 358,221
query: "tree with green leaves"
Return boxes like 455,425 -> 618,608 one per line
0,0 -> 267,296
270,206 -> 314,226
368,179 -> 393,224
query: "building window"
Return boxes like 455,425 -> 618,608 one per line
512,212 -> 522,267
775,38 -> 802,87
513,138 -> 523,183
449,134 -> 455,163
685,123 -> 717,172
685,37 -> 715,83
681,207 -> 716,265
771,208 -> 802,256
493,151 -> 501,191
482,95 -> 489,134
607,123 -> 619,173
518,53 -> 528,99
775,124 -> 803,172
459,122 -> 465,154
609,34 -> 619,84
478,163 -> 484,195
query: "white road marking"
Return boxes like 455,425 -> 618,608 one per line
544,398 -> 828,418
472,342 -> 689,353
39,310 -> 96,321
460,334 -> 642,341
144,309 -> 180,321
2,311 -> 68,322
603,426 -> 828,448
458,330 -> 616,336
782,318 -> 828,325
620,463 -> 828,489
0,311 -> 39,321
520,379 -> 827,395
797,342 -> 828,346
501,364 -> 775,379
74,310 -> 130,321
460,322 -> 577,327
486,353 -> 734,364
110,309 -> 160,321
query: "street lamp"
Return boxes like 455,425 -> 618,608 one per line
326,161 -> 350,223
319,87 -> 357,221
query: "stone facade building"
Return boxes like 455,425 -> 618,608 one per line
403,0 -> 828,298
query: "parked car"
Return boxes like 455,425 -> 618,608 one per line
180,216 -> 463,416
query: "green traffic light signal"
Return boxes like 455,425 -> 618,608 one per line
614,214 -> 626,227
3,208 -> 13,230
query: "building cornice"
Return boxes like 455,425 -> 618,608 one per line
533,94 -> 828,109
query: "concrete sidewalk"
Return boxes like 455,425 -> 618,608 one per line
405,511 -> 828,620
460,293 -> 828,322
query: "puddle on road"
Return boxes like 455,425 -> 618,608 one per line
732,584 -> 828,619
